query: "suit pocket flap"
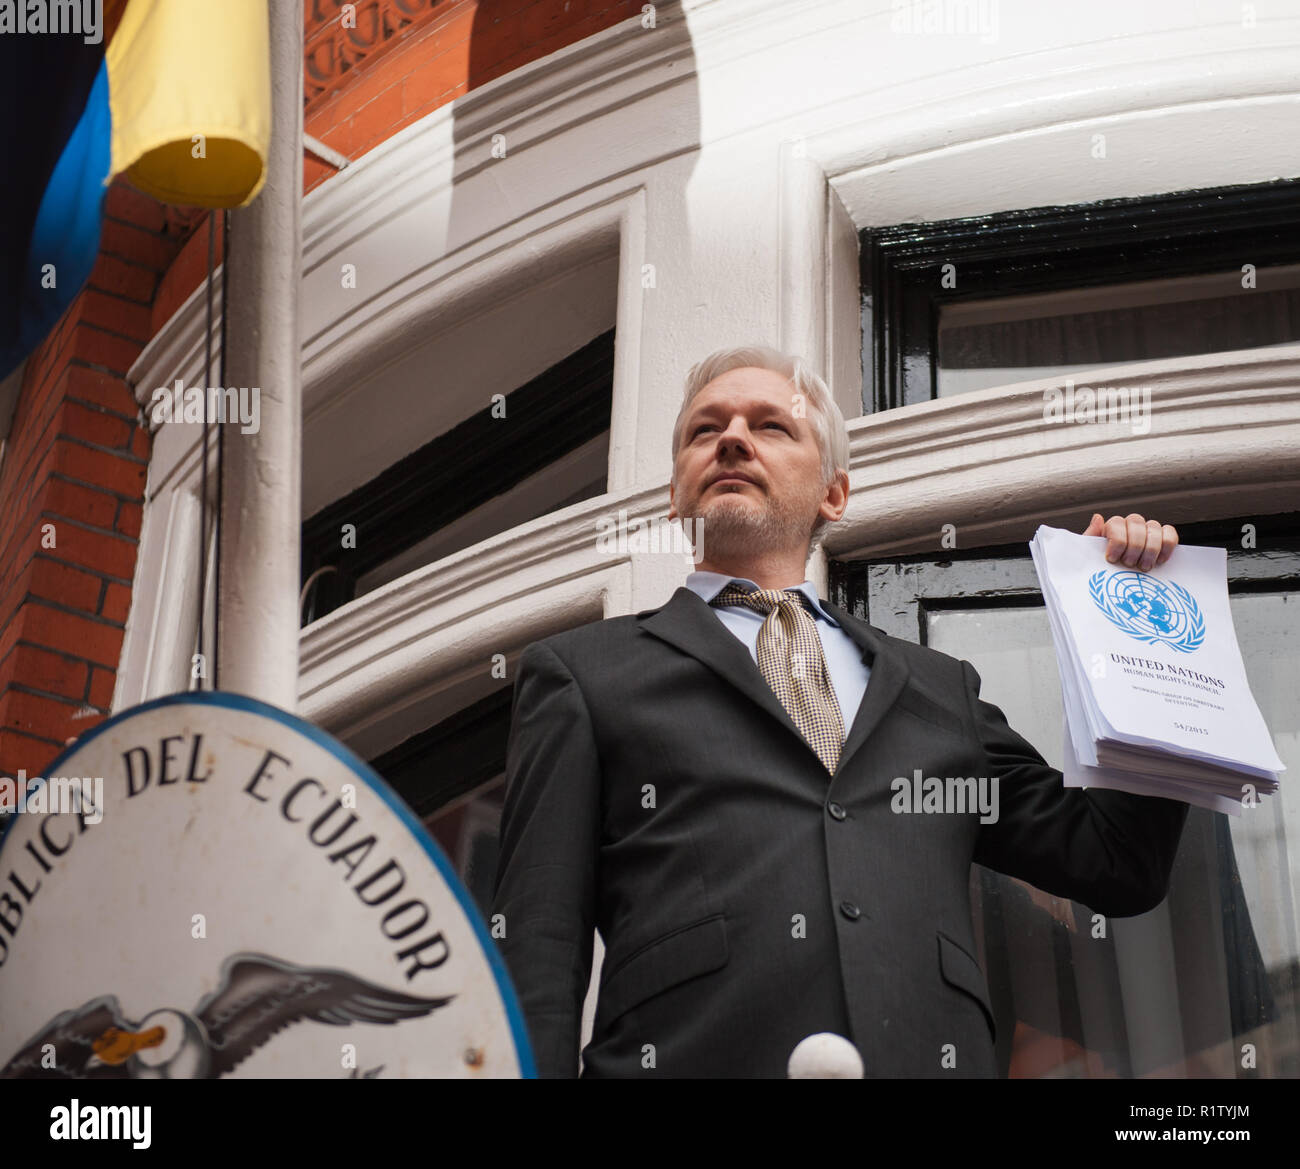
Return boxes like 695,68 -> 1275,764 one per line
600,914 -> 729,1024
937,930 -> 996,1040
898,688 -> 959,733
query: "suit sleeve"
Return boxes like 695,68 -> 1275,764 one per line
491,640 -> 601,1078
963,658 -> 1189,917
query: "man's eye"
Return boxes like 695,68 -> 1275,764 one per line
763,422 -> 789,433
692,425 -> 716,437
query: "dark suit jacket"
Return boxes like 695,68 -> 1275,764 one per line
490,585 -> 1189,1077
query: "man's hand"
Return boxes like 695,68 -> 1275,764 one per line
1082,513 -> 1179,572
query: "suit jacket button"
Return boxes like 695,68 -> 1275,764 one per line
828,802 -> 847,820
839,901 -> 861,920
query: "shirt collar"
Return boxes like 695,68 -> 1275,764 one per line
685,570 -> 840,627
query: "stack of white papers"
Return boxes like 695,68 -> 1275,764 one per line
1030,525 -> 1283,816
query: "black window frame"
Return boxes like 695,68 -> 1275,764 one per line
828,511 -> 1300,630
859,177 -> 1300,414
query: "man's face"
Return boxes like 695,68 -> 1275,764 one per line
668,367 -> 842,558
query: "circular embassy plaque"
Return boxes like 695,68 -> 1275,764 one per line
0,692 -> 535,1079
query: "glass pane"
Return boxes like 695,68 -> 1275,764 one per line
936,265 -> 1300,397
423,779 -> 505,919
926,594 -> 1298,1076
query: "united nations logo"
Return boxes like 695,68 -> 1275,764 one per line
1088,570 -> 1206,653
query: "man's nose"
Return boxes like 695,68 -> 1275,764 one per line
715,420 -> 753,457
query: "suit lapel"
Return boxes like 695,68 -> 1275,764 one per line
639,588 -> 911,779
819,599 -> 910,779
640,587 -> 807,750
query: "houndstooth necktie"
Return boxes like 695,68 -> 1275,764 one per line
710,583 -> 845,773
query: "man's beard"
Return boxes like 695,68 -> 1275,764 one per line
679,483 -> 818,561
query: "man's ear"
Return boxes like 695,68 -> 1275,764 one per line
818,469 -> 850,525
667,478 -> 677,521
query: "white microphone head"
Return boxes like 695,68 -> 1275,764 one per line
787,1032 -> 865,1078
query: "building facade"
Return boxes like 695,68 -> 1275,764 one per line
2,0 -> 1297,1076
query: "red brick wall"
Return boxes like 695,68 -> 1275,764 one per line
0,0 -> 638,778
0,185 -> 196,779
305,0 -> 642,192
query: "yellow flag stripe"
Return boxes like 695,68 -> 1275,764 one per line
106,0 -> 271,207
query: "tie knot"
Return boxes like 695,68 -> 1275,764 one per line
711,583 -> 813,619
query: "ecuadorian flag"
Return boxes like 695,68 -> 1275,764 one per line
1,0 -> 271,381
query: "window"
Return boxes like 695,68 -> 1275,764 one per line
859,178 -> 1300,412
368,686 -> 511,918
300,328 -> 614,622
829,513 -> 1300,1077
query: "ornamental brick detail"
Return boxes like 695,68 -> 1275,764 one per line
305,0 -> 443,111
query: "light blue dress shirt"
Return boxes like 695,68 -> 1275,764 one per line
685,570 -> 871,735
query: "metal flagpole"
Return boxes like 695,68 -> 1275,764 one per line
217,0 -> 303,709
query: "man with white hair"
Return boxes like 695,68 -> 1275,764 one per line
491,344 -> 1188,1078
